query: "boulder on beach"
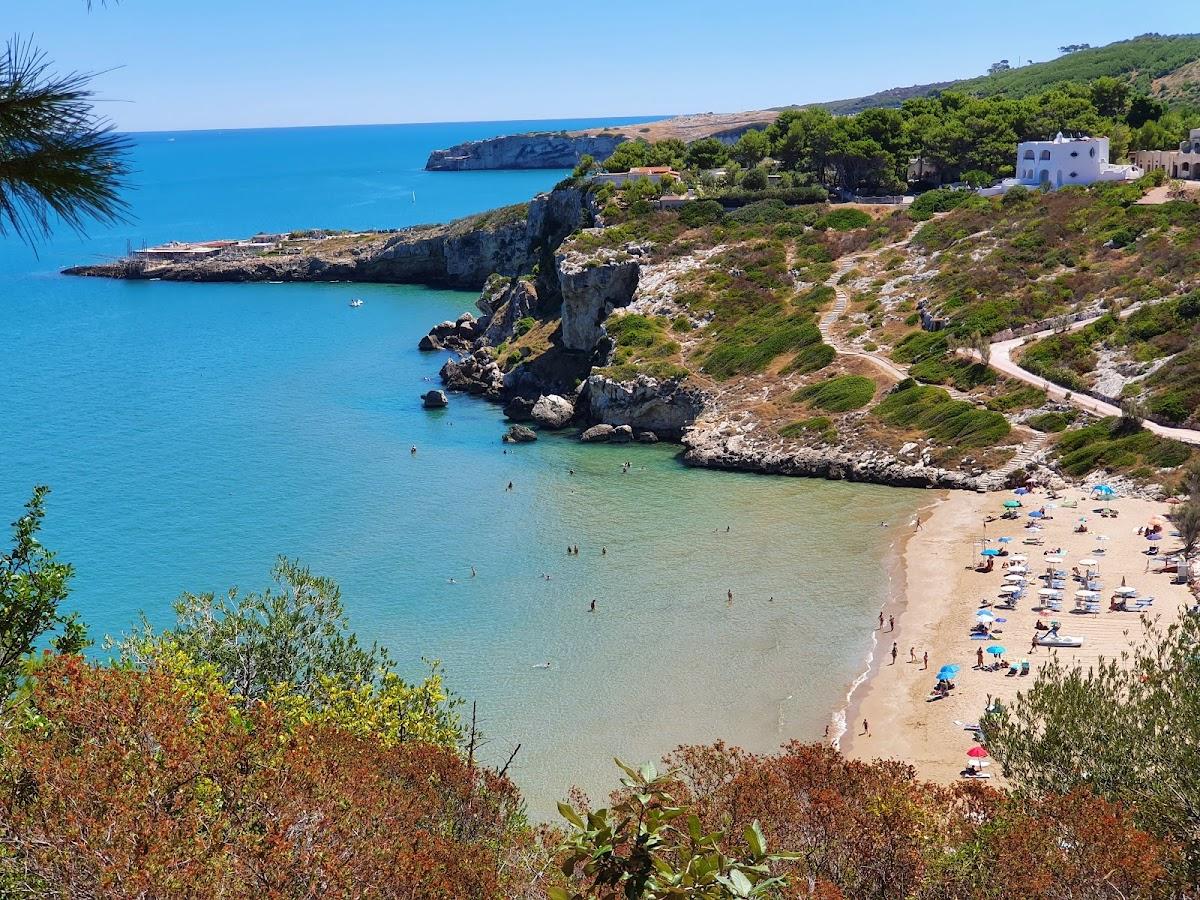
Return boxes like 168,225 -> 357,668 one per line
418,334 -> 442,352
635,430 -> 659,443
503,424 -> 537,443
421,390 -> 448,409
531,394 -> 575,429
609,424 -> 634,443
580,423 -> 614,443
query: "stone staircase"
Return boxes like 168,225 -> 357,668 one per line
975,432 -> 1050,492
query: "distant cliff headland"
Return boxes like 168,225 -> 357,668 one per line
425,111 -> 778,171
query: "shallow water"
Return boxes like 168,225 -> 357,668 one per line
0,120 -> 923,814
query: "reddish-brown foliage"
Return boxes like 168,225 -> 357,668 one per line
0,656 -> 531,899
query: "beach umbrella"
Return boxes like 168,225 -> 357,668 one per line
1080,558 -> 1099,567
981,548 -> 1001,557
936,667 -> 958,680
1093,485 -> 1115,497
966,746 -> 990,759
1003,500 -> 1021,508
1014,487 -> 1030,495
998,585 -> 1020,595
1004,575 -> 1026,584
1147,532 -> 1163,541
986,645 -> 1006,656
976,610 -> 996,619
1028,510 -> 1044,518
994,617 -> 1008,623
998,536 -> 1013,543
1115,586 -> 1138,597
1038,588 -> 1062,598
1075,590 -> 1099,600
1009,554 -> 1027,562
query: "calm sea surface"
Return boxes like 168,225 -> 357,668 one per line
0,119 -> 923,814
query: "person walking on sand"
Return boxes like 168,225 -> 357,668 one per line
862,719 -> 870,736
890,642 -> 898,665
923,651 -> 929,670
909,647 -> 916,663
878,611 -> 884,630
1030,633 -> 1039,653
888,615 -> 895,632
915,516 -> 922,531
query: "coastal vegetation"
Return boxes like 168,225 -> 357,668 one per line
1,489 -> 1195,897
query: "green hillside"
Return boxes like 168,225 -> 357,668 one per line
819,33 -> 1200,114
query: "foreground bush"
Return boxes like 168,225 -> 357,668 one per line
0,656 -> 532,899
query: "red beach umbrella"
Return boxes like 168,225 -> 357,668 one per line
966,746 -> 990,759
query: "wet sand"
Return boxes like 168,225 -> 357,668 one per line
841,488 -> 1194,780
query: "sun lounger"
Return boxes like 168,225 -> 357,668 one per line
961,770 -> 993,779
954,720 -> 982,732
1020,660 -> 1030,675
1006,662 -> 1019,676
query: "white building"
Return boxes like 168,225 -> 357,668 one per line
979,133 -> 1140,196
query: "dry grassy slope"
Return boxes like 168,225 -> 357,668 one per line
567,110 -> 778,143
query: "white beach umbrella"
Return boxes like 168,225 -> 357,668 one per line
1075,589 -> 1100,600
1079,558 -> 1099,568
1008,554 -> 1028,563
1038,588 -> 1062,598
1004,574 -> 1026,583
998,585 -> 1020,595
1115,586 -> 1138,597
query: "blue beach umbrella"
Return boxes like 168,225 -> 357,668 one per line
986,645 -> 1006,656
1014,487 -> 1030,495
935,666 -> 959,680
981,548 -> 1001,557
998,537 -> 1013,543
1028,510 -> 1044,518
1147,532 -> 1163,541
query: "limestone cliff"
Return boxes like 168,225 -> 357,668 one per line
426,133 -> 626,171
65,187 -> 591,293
556,248 -> 640,352
579,374 -> 707,440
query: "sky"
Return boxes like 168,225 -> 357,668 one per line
11,1 -> 1198,132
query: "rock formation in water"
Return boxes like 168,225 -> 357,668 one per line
426,133 -> 627,171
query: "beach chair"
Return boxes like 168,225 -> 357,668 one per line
1085,601 -> 1101,614
1020,660 -> 1030,676
1006,662 -> 1019,676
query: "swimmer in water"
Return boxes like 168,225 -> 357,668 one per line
470,566 -> 476,578
447,578 -> 457,584
507,481 -> 513,491
532,661 -> 551,669
589,598 -> 596,612
410,445 -> 417,455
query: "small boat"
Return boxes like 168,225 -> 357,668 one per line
1037,633 -> 1083,648
349,298 -> 364,308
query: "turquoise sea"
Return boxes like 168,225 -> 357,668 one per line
0,119 -> 923,814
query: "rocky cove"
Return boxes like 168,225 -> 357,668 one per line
64,183 -> 1005,491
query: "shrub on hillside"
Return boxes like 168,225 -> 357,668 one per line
818,208 -> 873,231
792,374 -> 876,411
677,199 -> 725,228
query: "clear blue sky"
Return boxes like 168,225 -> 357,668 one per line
13,1 -> 1197,132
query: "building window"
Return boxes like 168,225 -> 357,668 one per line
1090,147 -> 1096,157
1069,172 -> 1078,178
1185,162 -> 1192,172
1023,149 -> 1035,160
1040,150 -> 1051,160
1070,150 -> 1078,157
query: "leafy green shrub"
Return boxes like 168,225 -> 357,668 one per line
986,385 -> 1047,412
875,380 -> 1010,447
1026,411 -> 1074,432
818,208 -> 873,231
792,375 -> 876,412
703,310 -> 822,379
909,188 -> 974,222
891,330 -> 948,364
909,357 -> 995,390
512,316 -> 536,337
1055,417 -> 1193,476
725,199 -> 818,227
678,200 -> 726,228
787,342 -> 836,374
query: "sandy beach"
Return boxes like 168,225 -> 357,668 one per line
841,486 -> 1195,780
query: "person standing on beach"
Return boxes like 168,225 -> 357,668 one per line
862,719 -> 870,736
923,651 -> 929,670
976,647 -> 984,669
888,615 -> 895,632
909,647 -> 916,663
915,516 -> 922,531
878,611 -> 884,629
890,642 -> 898,665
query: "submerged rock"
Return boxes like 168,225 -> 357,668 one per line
531,394 -> 575,429
503,424 -> 537,443
421,390 -> 448,409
